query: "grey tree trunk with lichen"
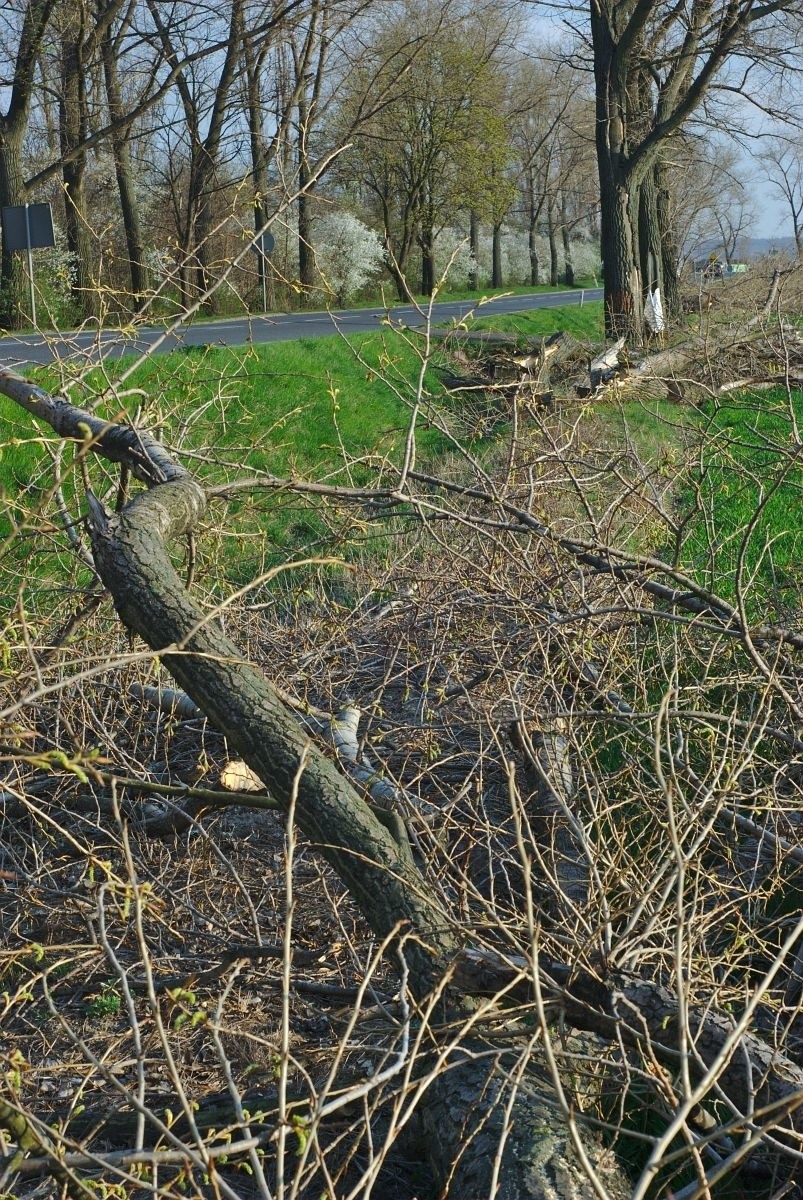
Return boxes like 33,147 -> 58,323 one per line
421,1044 -> 630,1200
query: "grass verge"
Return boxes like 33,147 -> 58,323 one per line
681,386 -> 803,617
467,300 -> 604,341
0,331 -> 458,589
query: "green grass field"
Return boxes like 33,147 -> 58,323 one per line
0,330 -> 460,588
3,307 -> 800,618
468,299 -> 604,341
680,387 -> 803,615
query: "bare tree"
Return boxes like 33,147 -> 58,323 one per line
339,0 -> 516,298
761,131 -> 803,254
98,0 -> 152,307
587,0 -> 801,337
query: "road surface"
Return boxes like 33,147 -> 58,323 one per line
0,288 -> 603,367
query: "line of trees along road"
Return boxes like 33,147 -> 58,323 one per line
0,0 -> 799,333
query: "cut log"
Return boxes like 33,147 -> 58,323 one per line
510,717 -> 589,912
452,948 -> 803,1152
130,682 -> 203,720
589,336 -> 626,388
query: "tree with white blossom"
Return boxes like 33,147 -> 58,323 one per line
311,211 -> 386,304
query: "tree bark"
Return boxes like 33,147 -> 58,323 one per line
599,170 -> 641,338
637,167 -> 662,297
421,1041 -> 631,1200
100,4 -> 148,309
547,205 -> 559,287
528,221 -> 540,286
560,196 -> 574,287
468,209 -> 479,290
0,130 -> 29,326
492,221 -> 503,287
590,7 -> 642,339
655,159 -> 681,320
0,0 -> 57,328
420,210 -> 435,296
60,9 -> 98,319
297,141 -> 314,292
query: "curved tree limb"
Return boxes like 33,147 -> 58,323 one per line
0,366 -> 636,1199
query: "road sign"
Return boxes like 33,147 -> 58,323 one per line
252,230 -> 275,314
2,203 -> 55,252
252,230 -> 275,256
1,203 -> 56,327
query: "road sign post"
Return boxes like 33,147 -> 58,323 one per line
251,229 -> 275,314
23,206 -> 35,327
1,202 -> 55,327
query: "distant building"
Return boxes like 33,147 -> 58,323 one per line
693,256 -> 748,280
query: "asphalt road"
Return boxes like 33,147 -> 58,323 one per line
0,287 -> 603,367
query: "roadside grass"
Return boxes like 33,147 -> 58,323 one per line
14,309 -> 798,620
0,398 -> 64,580
467,300 -> 604,341
140,336 -> 451,479
680,387 -> 803,616
0,331 -> 460,590
128,335 -> 457,583
579,385 -> 803,617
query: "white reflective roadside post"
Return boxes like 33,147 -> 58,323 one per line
23,204 -> 35,328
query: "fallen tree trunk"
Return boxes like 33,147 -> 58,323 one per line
5,364 -> 801,1194
453,950 -> 803,1143
578,268 -> 803,401
0,367 -> 632,1197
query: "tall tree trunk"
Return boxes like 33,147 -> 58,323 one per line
0,130 -> 29,327
655,159 -> 681,320
192,146 -> 217,306
420,222 -> 435,296
527,172 -> 542,286
297,140 -> 314,292
637,168 -> 662,297
158,0 -> 243,311
560,195 -> 574,286
547,206 -> 559,287
598,167 -> 641,338
246,70 -> 270,311
292,1 -> 328,299
385,233 -> 411,300
491,222 -> 503,287
468,209 -> 478,290
100,11 -> 148,310
0,0 -> 55,328
590,8 -> 642,339
529,217 -> 540,286
377,186 -> 414,302
60,22 -> 98,319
